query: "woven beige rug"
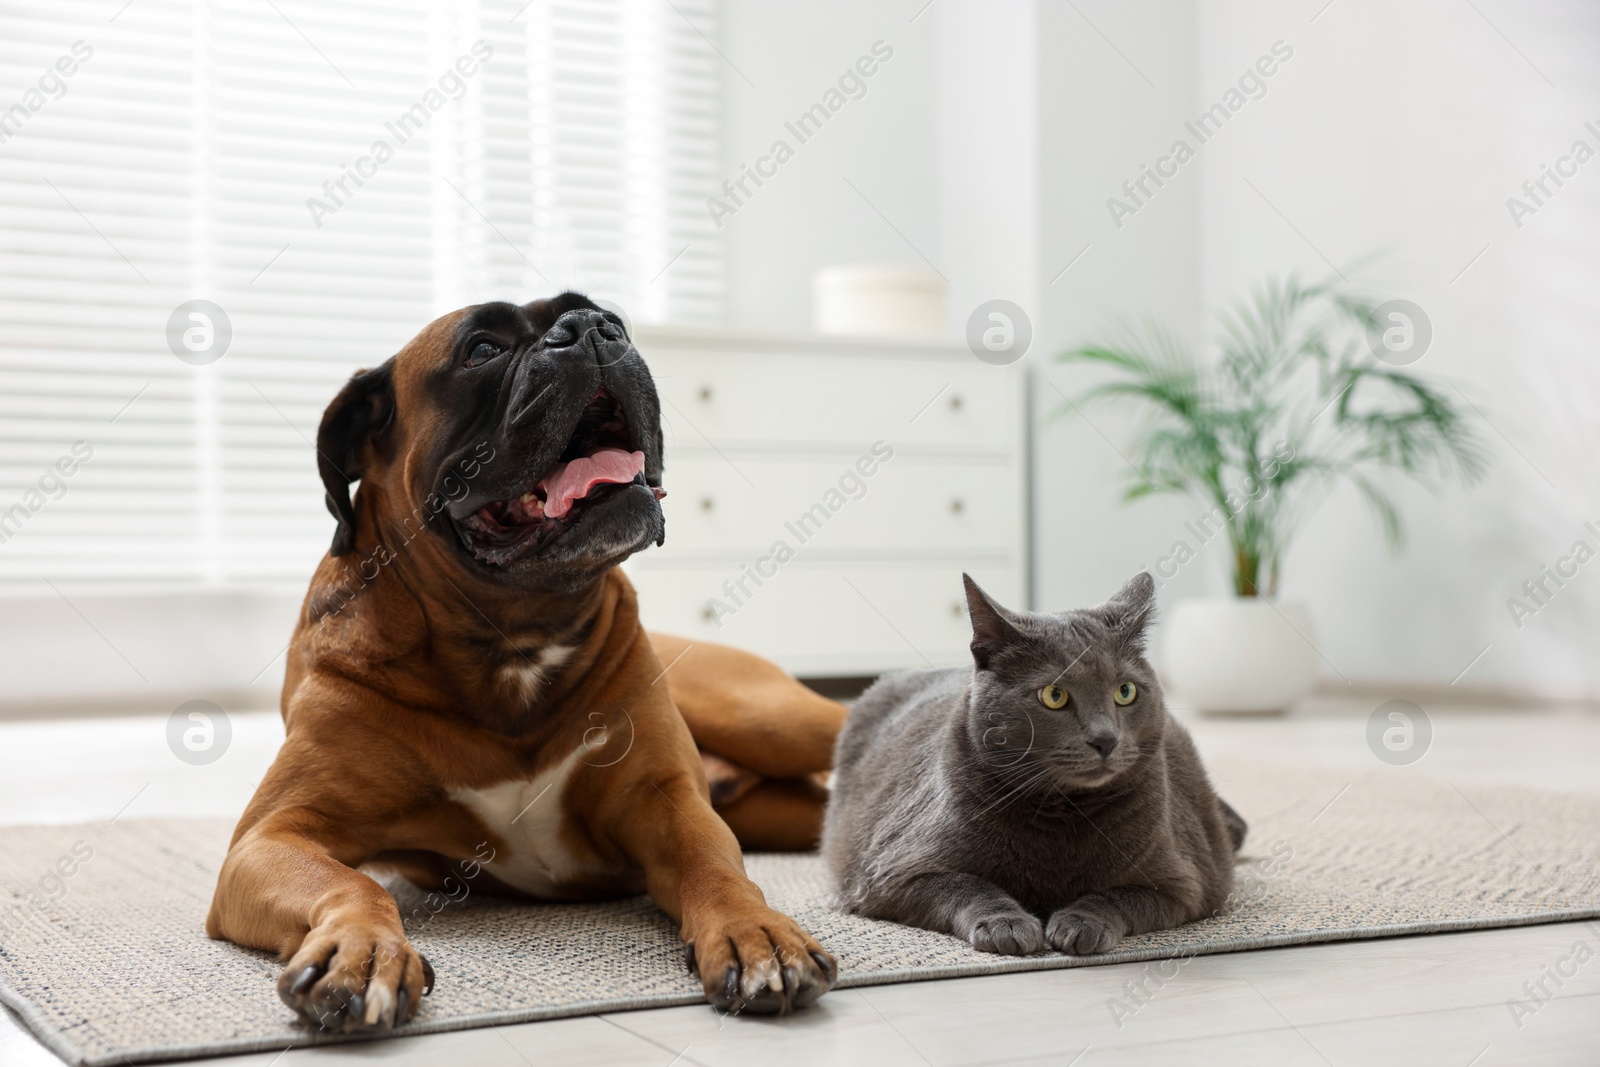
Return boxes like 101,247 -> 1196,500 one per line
4,760 -> 1599,1066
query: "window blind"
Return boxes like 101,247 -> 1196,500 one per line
0,0 -> 722,587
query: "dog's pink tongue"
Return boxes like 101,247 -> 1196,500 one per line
538,448 -> 646,520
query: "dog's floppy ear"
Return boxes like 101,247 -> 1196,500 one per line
317,360 -> 395,556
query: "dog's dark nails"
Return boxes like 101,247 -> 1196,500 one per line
289,965 -> 321,996
809,950 -> 837,984
722,966 -> 740,1007
347,993 -> 365,1024
396,988 -> 409,1025
421,955 -> 435,995
684,942 -> 697,975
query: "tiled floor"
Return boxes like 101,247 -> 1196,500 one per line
2,698 -> 1597,1066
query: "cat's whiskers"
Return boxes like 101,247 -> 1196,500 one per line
972,762 -> 1057,818
974,752 -> 1047,785
1028,775 -> 1071,824
980,770 -> 1055,818
967,759 -> 1043,803
976,709 -> 1038,769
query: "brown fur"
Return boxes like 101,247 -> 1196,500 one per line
205,299 -> 843,1030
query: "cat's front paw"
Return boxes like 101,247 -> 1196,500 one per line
965,911 -> 1046,956
1046,908 -> 1124,955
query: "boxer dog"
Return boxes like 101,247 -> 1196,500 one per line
205,293 -> 845,1031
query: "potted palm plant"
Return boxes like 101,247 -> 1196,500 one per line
1056,274 -> 1488,713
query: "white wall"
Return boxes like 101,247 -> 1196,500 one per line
1194,0 -> 1600,691
722,0 -> 1600,693
717,0 -> 942,330
934,0 -> 1039,325
1029,0 -> 1210,617
719,0 -> 1207,615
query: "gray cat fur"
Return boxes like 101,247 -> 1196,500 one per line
822,572 -> 1247,956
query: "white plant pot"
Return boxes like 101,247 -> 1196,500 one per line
1161,598 -> 1318,715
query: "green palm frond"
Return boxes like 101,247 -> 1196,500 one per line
1348,472 -> 1405,548
1053,269 -> 1490,596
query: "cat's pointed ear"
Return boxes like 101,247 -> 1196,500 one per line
964,573 -> 1023,670
1098,571 -> 1158,640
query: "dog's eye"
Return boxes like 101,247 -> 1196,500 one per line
466,341 -> 503,367
1114,682 -> 1138,706
1038,685 -> 1068,710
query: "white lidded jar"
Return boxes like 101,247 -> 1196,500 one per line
812,264 -> 946,338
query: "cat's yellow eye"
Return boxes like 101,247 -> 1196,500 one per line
1114,682 -> 1138,706
1038,685 -> 1068,709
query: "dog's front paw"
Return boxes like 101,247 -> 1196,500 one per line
1046,907 -> 1124,955
964,909 -> 1046,956
277,920 -> 433,1032
685,908 -> 835,1016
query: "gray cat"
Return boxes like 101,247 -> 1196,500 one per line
822,573 -> 1246,956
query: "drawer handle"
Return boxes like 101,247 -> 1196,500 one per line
700,495 -> 715,512
949,393 -> 963,411
701,603 -> 717,622
949,498 -> 965,514
698,385 -> 713,402
951,601 -> 965,617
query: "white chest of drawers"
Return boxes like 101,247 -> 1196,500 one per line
625,326 -> 1029,678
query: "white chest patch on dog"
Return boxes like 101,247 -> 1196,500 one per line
496,644 -> 575,704
449,748 -> 594,898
